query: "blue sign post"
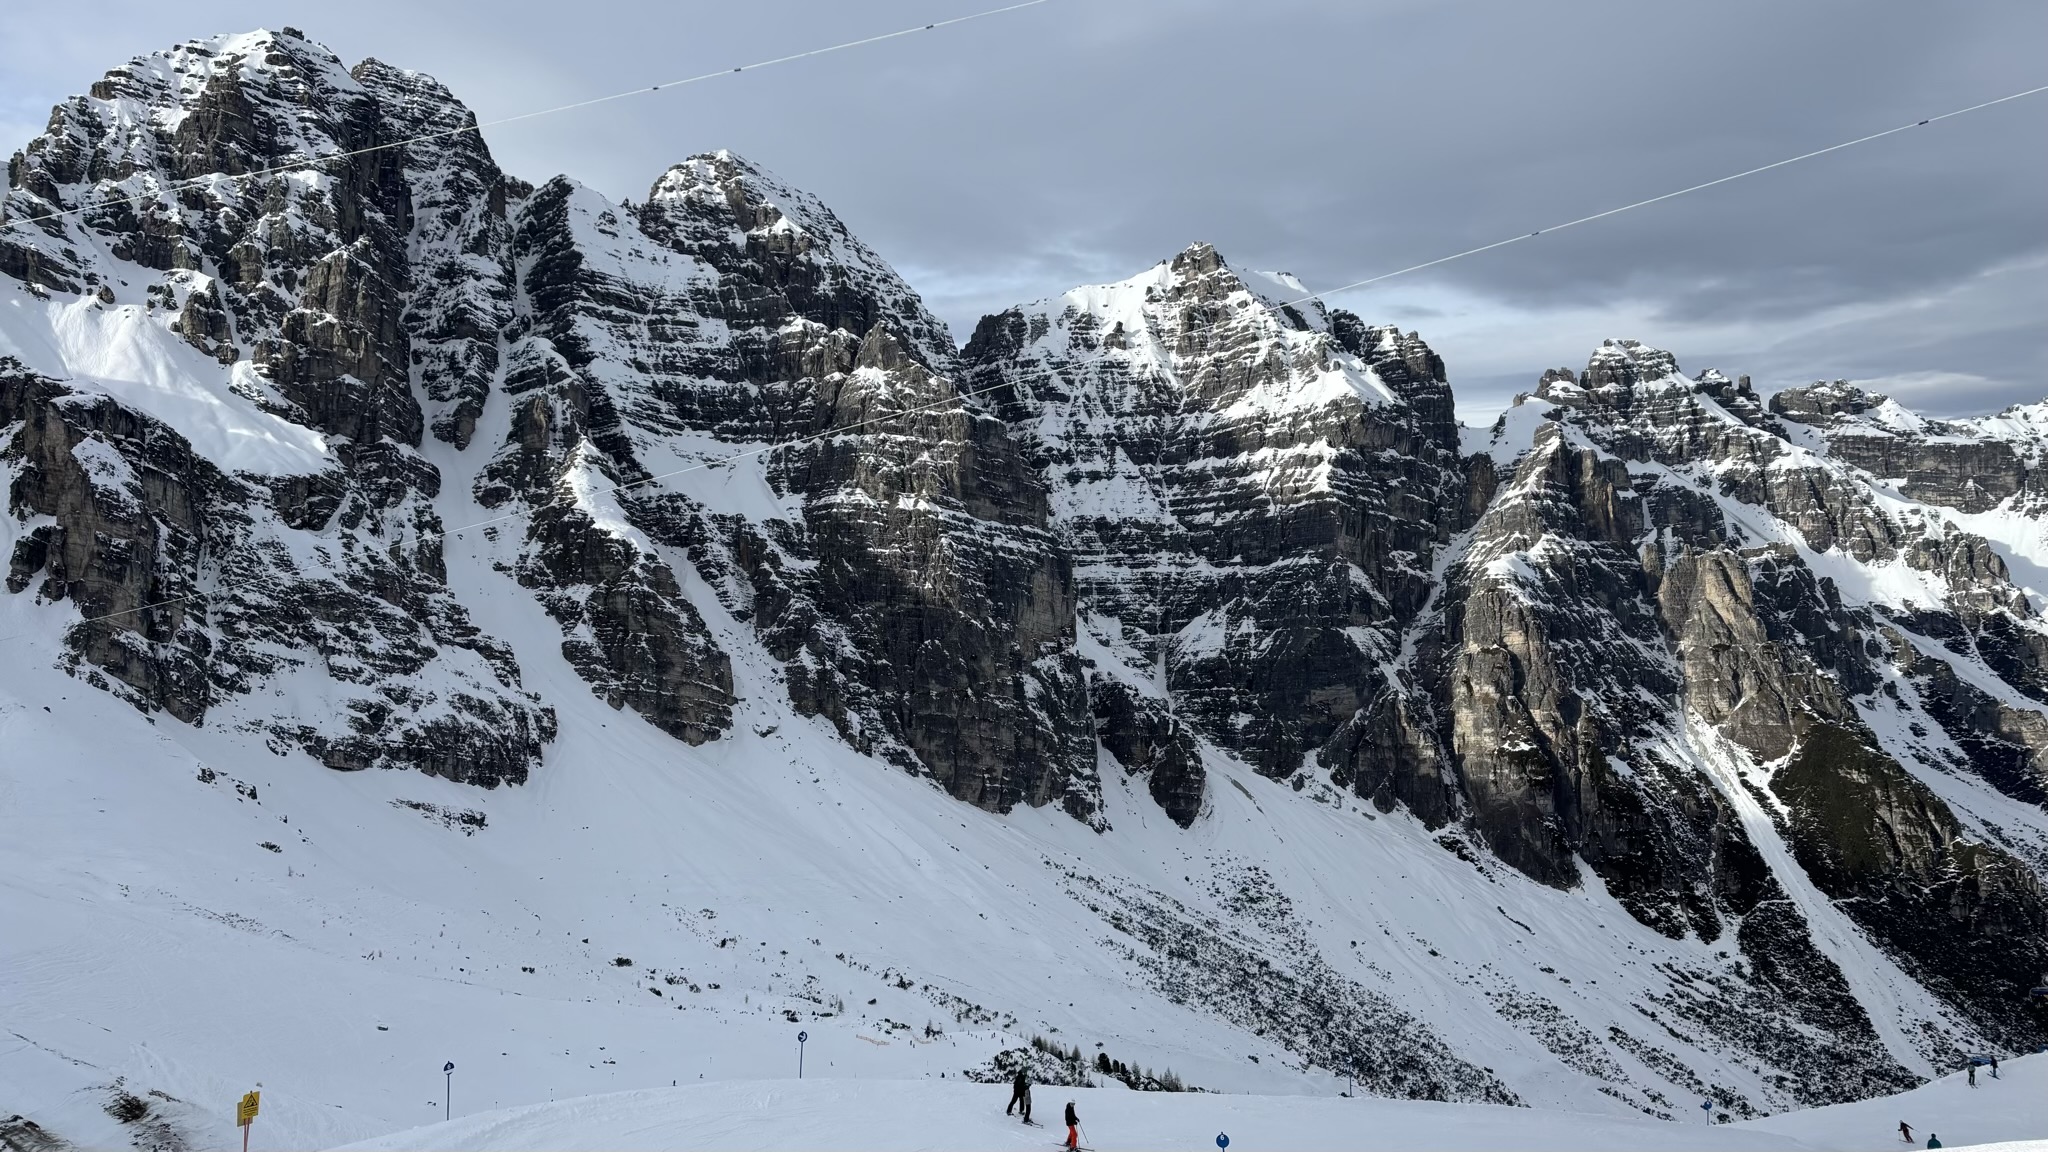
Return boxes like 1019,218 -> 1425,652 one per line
797,1031 -> 808,1079
1217,1134 -> 1230,1149
443,1062 -> 456,1120
1701,1099 -> 1712,1123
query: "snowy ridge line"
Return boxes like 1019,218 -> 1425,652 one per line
0,0 -> 1057,233
7,81 -> 2044,643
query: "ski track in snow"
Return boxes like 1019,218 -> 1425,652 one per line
336,1062 -> 2048,1152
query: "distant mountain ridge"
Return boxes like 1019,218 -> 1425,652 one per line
3,27 -> 2046,1136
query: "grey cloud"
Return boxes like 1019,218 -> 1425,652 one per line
3,0 -> 2041,418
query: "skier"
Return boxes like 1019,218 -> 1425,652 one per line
1927,1135 -> 1942,1149
1006,1067 -> 1033,1124
1899,1121 -> 1913,1143
1064,1100 -> 1080,1151
1990,1053 -> 1999,1078
1967,1063 -> 1977,1087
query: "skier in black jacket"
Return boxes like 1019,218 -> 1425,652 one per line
1006,1068 -> 1032,1122
1064,1101 -> 1080,1150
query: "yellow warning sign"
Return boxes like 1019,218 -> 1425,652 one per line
237,1091 -> 260,1125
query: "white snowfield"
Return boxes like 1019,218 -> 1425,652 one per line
5,298 -> 2048,1149
1740,1054 -> 2046,1151
341,1059 -> 2047,1152
6,267 -> 2048,1150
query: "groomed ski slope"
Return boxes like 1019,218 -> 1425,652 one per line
338,1080 -> 1793,1152
1742,1055 -> 2046,1150
342,1057 -> 2048,1152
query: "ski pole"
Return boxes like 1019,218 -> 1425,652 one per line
1080,1122 -> 1091,1149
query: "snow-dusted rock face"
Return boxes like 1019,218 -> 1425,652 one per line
1,30 -> 552,782
482,153 -> 1095,808
956,272 -> 2046,1085
0,35 -> 1094,808
7,28 -> 2048,1130
961,244 -> 1472,796
1771,382 -> 2044,514
1434,339 -> 2048,1054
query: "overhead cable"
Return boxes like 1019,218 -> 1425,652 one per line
0,0 -> 1056,233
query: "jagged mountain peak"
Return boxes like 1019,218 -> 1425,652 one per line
1526,338 -> 1771,430
1534,337 -> 1684,395
112,25 -> 343,76
636,149 -> 956,370
957,247 -> 1470,787
1770,378 -> 1893,424
963,242 -> 1424,430
1046,241 -> 1336,335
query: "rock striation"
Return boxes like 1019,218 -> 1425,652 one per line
2,31 -> 553,782
959,246 -> 1468,795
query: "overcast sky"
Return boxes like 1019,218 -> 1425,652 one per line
4,0 -> 2042,423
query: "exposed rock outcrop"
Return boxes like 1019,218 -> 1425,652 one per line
476,155 -> 1095,813
960,245 -> 1468,784
0,32 -> 554,781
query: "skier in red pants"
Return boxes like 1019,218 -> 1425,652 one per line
1064,1101 -> 1080,1150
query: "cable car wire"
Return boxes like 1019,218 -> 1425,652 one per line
0,0 -> 1056,234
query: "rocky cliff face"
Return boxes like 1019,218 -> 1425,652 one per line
959,271 -> 2048,1087
5,27 -> 2048,1119
959,246 -> 1469,818
1,30 -> 552,782
0,32 -> 1095,813
480,153 -> 1096,812
1426,343 -> 2048,1054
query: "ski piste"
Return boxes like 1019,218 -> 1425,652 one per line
279,1063 -> 2048,1149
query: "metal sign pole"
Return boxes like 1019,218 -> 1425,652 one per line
444,1062 -> 456,1120
235,1090 -> 260,1152
796,1031 -> 807,1079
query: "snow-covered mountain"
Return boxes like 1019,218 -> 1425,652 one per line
3,28 -> 2046,1151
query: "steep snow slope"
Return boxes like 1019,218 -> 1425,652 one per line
0,579 -> 1674,1146
6,497 -> 2032,1149
6,430 -> 1989,1145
